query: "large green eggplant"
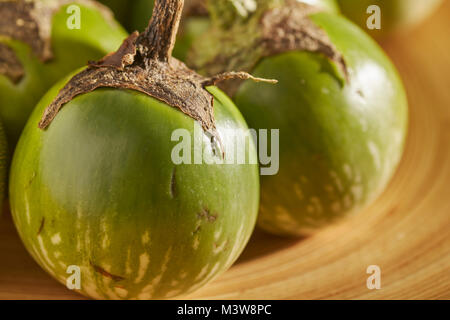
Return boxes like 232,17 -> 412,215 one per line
189,0 -> 408,236
0,0 -> 127,149
10,0 -> 259,299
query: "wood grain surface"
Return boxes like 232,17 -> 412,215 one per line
0,2 -> 449,300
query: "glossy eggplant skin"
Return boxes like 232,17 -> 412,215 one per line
0,2 -> 127,149
235,12 -> 408,236
337,0 -> 443,38
10,73 -> 259,299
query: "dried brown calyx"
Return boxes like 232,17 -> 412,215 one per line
38,0 -> 276,143
188,0 -> 348,96
0,0 -> 51,83
0,44 -> 24,83
0,0 -> 116,83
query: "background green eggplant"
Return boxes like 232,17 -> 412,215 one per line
0,0 -> 127,149
190,0 -> 408,236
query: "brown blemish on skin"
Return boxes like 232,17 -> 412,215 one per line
90,261 -> 125,281
25,172 -> 36,189
198,208 -> 218,222
213,239 -> 229,251
192,225 -> 201,235
170,167 -> 177,198
192,207 -> 218,235
37,217 -> 45,235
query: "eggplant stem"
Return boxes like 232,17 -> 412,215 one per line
139,0 -> 184,62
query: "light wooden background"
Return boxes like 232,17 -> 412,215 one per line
1,2 -> 449,300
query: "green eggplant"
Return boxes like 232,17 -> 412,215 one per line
0,0 -> 127,149
10,0 -> 259,299
189,0 -> 408,236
